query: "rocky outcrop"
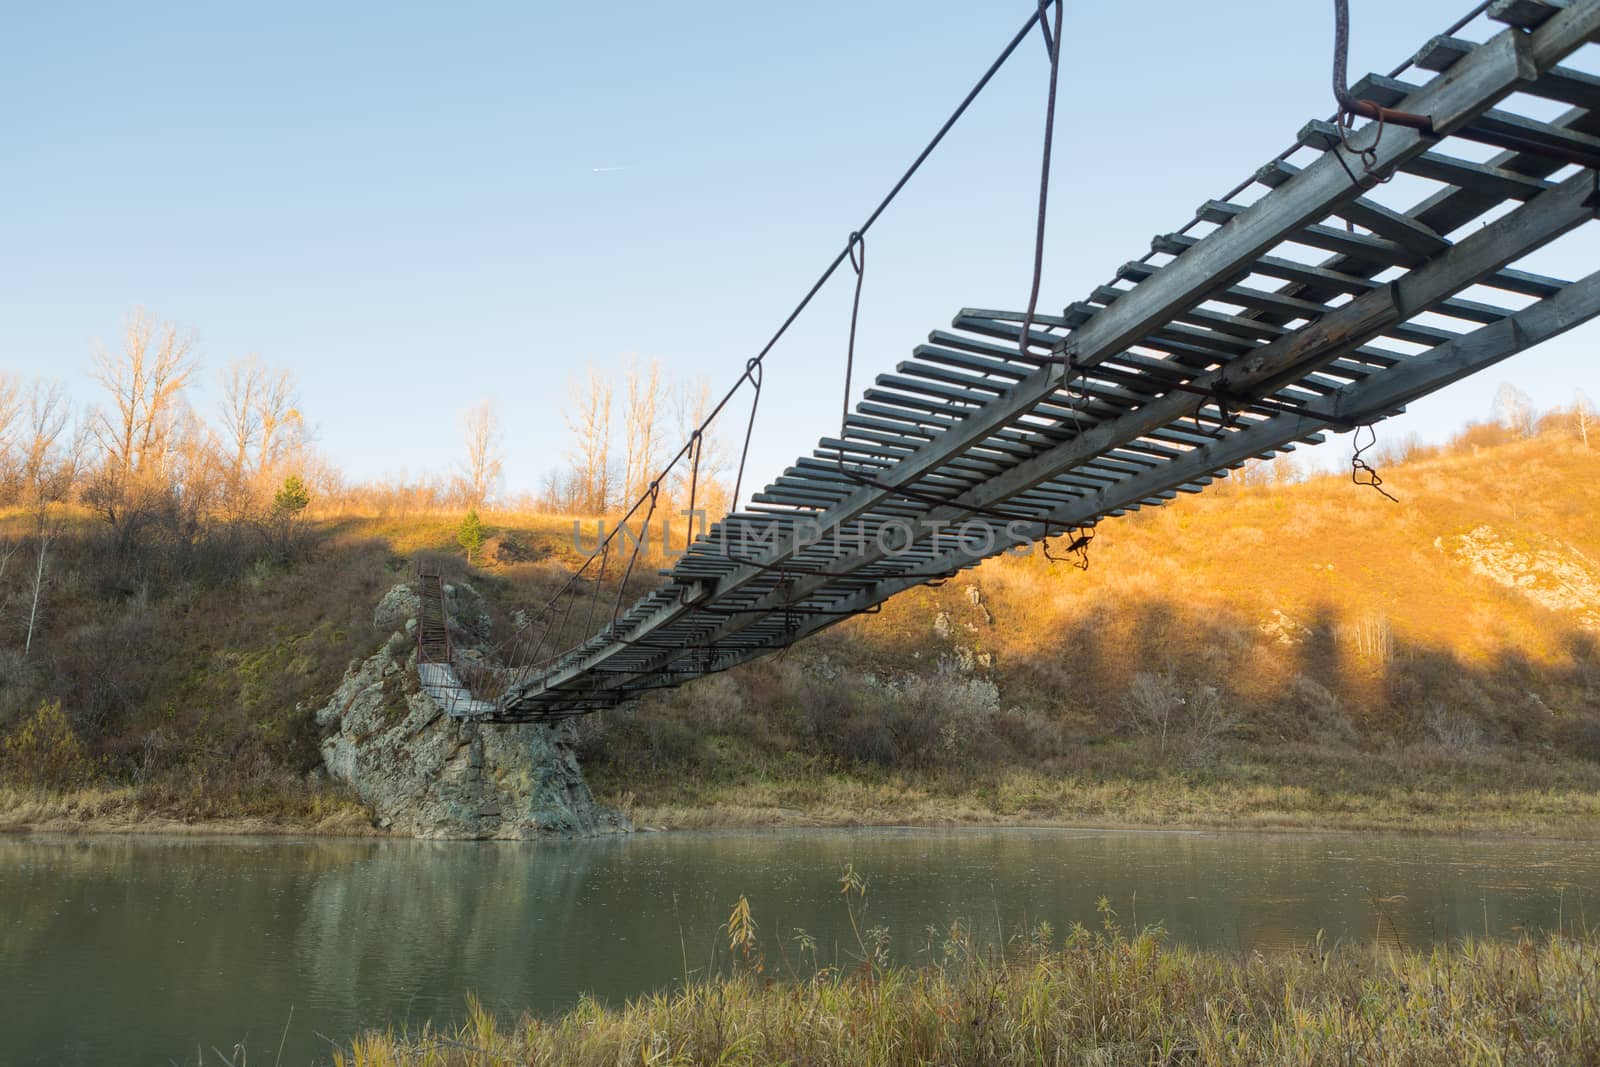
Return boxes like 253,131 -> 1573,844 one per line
1449,526 -> 1600,632
316,581 -> 629,839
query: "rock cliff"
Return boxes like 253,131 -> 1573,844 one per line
316,580 -> 628,839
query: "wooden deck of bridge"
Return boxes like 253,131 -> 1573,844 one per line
443,0 -> 1600,722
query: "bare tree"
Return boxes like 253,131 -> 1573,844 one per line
23,523 -> 52,657
84,308 -> 200,543
218,358 -> 265,512
564,366 -> 613,515
90,309 -> 198,476
1577,388 -> 1594,450
0,372 -> 19,441
20,381 -> 75,508
460,400 -> 504,508
0,372 -> 20,497
620,357 -> 665,509
1493,382 -> 1537,439
253,364 -> 301,477
536,469 -> 573,514
1232,458 -> 1272,489
669,376 -> 729,526
19,381 -> 81,658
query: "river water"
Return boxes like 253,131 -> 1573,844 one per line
4,828 -> 1597,1065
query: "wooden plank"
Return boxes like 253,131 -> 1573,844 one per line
1256,159 -> 1451,255
1198,199 -> 1424,265
1401,150 -> 1556,200
1417,35 -> 1600,110
1414,34 -> 1475,71
1315,268 -> 1600,424
1462,108 -> 1600,167
1490,0 -> 1570,29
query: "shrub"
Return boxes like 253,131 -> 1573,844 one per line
839,713 -> 899,766
1284,674 -> 1357,745
681,674 -> 747,733
1420,700 -> 1484,754
991,705 -> 1063,758
1555,715 -> 1600,762
1122,670 -> 1239,766
578,706 -> 703,774
1123,670 -> 1186,753
1,700 -> 92,789
491,534 -> 540,564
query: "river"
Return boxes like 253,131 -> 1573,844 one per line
3,827 -> 1596,1065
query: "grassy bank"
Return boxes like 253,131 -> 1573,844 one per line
8,738 -> 1598,840
10,738 -> 1598,838
0,782 -> 375,836
339,923 -> 1600,1065
597,738 -> 1600,837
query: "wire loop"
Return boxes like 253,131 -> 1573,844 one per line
1350,423 -> 1399,502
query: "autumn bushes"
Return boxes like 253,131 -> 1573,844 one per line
0,701 -> 94,789
579,656 -> 1067,781
0,512 -> 400,828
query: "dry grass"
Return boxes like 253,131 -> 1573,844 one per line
606,743 -> 1600,838
337,924 -> 1600,1065
0,782 -> 375,836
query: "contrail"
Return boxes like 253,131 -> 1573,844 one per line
591,165 -> 631,173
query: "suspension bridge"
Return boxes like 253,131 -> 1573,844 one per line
419,0 -> 1600,722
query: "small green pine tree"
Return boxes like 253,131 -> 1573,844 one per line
457,508 -> 484,564
273,474 -> 311,516
268,474 -> 312,560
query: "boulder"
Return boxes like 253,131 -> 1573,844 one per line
319,583 -> 628,839
373,583 -> 421,631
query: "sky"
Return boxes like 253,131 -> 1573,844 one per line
4,0 -> 1598,497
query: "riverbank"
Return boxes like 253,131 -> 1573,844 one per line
600,740 -> 1600,839
8,744 -> 1600,839
339,926 -> 1600,1066
0,784 -> 377,837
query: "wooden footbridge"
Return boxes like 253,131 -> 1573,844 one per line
422,0 -> 1600,722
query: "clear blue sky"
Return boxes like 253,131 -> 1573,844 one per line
5,1 -> 1598,494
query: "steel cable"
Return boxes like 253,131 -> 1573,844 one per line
524,0 -> 1068,659
1018,0 -> 1064,358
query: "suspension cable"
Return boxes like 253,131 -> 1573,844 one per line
506,0 -> 1066,678
839,231 -> 866,434
613,481 -> 661,627
730,359 -> 763,512
1018,0 -> 1064,358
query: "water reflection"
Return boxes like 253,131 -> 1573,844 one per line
2,828 -> 1596,1065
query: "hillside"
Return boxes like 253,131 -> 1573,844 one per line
2,422 -> 1598,835
583,421 -> 1600,832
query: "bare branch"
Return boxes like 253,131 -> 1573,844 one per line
460,400 -> 504,508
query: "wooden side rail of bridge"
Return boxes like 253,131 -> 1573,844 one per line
414,562 -> 496,717
450,0 -> 1600,722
